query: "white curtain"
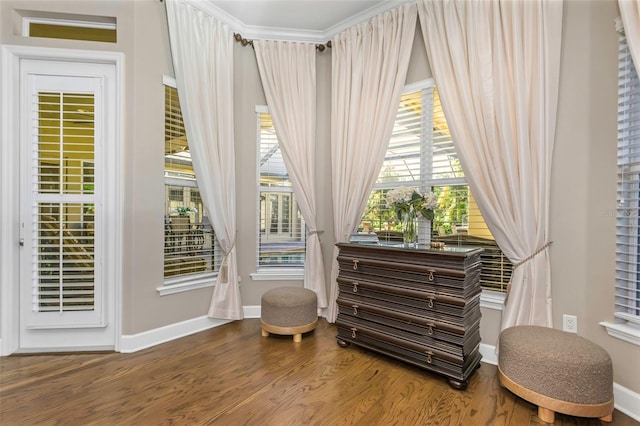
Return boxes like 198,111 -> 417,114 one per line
620,0 -> 640,68
418,0 -> 563,329
254,40 -> 327,309
166,0 -> 242,319
326,4 -> 417,322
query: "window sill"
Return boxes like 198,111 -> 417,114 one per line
600,320 -> 640,347
157,273 -> 217,296
480,289 -> 506,311
251,269 -> 304,281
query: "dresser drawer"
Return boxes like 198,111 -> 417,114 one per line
336,243 -> 482,273
338,260 -> 481,297
337,277 -> 481,319
338,255 -> 481,293
337,297 -> 481,354
336,320 -> 482,381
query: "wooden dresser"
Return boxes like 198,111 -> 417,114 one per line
335,242 -> 483,389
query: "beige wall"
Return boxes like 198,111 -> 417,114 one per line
2,0 -> 638,394
553,0 -> 640,392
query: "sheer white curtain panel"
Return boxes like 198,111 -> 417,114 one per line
418,0 -> 563,329
620,0 -> 640,68
326,3 -> 417,321
165,0 -> 242,319
254,40 -> 327,309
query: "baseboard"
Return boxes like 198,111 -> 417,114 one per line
120,315 -> 231,353
243,305 -> 261,318
479,343 -> 498,365
479,343 -> 640,422
613,382 -> 640,421
119,306 -> 260,353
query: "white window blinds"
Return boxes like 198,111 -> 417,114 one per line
34,91 -> 96,313
257,109 -> 306,268
616,29 -> 640,324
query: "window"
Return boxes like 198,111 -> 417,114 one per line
256,107 -> 306,271
615,28 -> 640,328
359,81 -> 512,292
163,77 -> 221,285
22,15 -> 117,43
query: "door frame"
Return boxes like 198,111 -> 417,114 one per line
0,45 -> 124,355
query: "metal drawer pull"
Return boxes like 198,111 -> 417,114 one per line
425,350 -> 433,364
427,324 -> 434,336
352,259 -> 359,270
351,327 -> 358,339
353,282 -> 359,293
426,296 -> 435,309
427,269 -> 435,281
352,305 -> 358,315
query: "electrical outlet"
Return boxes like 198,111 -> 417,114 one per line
563,314 -> 578,333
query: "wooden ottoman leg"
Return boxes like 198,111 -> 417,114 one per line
261,328 -> 269,337
293,333 -> 302,343
538,406 -> 555,424
600,413 -> 613,423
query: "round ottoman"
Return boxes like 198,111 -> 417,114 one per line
498,326 -> 614,423
261,287 -> 318,343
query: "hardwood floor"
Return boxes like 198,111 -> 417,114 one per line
1,319 -> 637,426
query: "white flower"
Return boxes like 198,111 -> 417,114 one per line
386,186 -> 414,205
386,186 -> 438,221
423,192 -> 438,211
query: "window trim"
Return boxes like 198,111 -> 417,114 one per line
156,273 -> 216,296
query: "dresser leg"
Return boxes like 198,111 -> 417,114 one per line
448,378 -> 468,390
336,338 -> 351,348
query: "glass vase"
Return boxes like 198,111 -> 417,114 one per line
402,211 -> 418,248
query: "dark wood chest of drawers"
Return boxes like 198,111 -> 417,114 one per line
335,242 -> 483,389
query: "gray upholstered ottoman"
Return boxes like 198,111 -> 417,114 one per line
498,326 -> 614,423
261,287 -> 318,343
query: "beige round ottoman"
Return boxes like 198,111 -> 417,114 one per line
261,287 -> 318,343
498,326 -> 614,423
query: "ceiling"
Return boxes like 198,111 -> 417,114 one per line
197,0 -> 408,43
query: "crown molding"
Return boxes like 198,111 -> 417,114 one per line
184,0 -> 412,43
323,0 -> 411,40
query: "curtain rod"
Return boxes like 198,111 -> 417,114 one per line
159,0 -> 330,51
234,33 -> 331,51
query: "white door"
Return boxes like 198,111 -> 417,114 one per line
18,59 -> 116,351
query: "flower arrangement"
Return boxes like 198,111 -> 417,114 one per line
172,206 -> 197,216
386,186 -> 438,246
386,186 -> 438,221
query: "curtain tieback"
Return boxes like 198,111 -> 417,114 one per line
222,240 -> 236,258
308,229 -> 323,235
219,241 -> 236,283
513,241 -> 553,269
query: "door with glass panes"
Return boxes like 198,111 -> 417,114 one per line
19,59 -> 116,351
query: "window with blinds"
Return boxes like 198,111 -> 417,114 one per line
360,81 -> 512,292
257,108 -> 306,269
34,91 -> 97,312
615,29 -> 640,325
164,80 -> 222,281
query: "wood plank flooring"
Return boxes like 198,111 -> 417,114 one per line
1,318 -> 637,425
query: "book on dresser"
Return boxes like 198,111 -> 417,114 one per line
335,242 -> 483,390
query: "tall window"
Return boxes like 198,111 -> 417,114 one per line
360,81 -> 512,292
256,107 -> 306,269
164,77 -> 221,282
616,29 -> 640,326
